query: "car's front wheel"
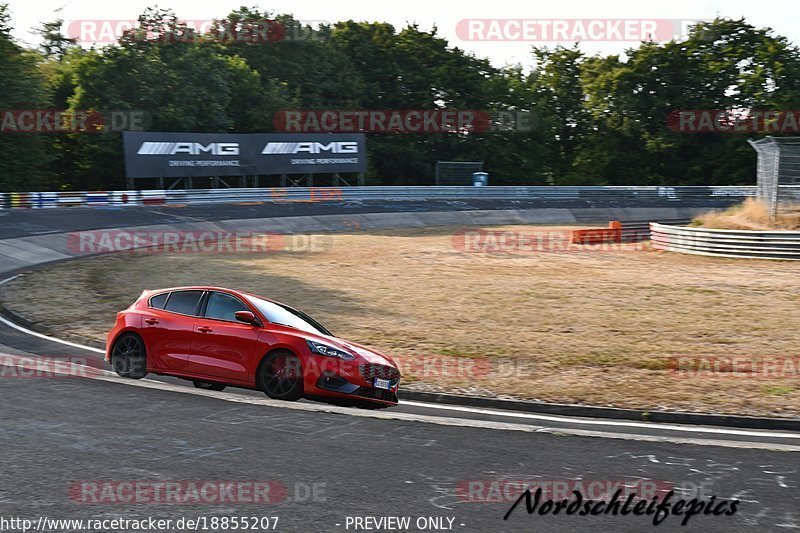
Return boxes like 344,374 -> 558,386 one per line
259,350 -> 303,401
111,333 -> 148,379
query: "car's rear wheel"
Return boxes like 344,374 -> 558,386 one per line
259,350 -> 303,401
111,333 -> 147,379
193,380 -> 226,392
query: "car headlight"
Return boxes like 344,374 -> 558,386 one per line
306,340 -> 356,360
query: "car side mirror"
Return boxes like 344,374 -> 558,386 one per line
234,311 -> 259,326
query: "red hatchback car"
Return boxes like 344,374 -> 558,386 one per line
105,287 -> 400,407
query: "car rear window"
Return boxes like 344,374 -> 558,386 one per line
149,292 -> 169,309
163,291 -> 203,316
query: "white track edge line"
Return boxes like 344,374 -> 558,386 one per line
0,314 -> 105,354
400,401 -> 800,439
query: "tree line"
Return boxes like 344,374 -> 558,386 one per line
1,5 -> 799,191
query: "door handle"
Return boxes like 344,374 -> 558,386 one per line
144,318 -> 159,325
197,326 -> 213,333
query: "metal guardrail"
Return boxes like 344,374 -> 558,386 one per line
0,185 -> 759,209
650,223 -> 800,260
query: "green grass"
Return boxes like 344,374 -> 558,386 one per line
763,385 -> 795,396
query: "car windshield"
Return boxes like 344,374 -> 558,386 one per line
246,295 -> 333,337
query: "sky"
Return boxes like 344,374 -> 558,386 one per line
4,0 -> 800,66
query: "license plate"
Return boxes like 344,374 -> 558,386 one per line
374,378 -> 391,390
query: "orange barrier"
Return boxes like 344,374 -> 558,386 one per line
569,221 -> 622,244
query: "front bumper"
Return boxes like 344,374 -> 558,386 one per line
314,362 -> 400,404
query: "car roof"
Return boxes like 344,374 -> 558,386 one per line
151,286 -> 237,293
148,286 -> 280,305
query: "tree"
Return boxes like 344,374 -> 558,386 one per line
35,16 -> 76,60
527,47 -> 592,184
581,19 -> 800,185
57,8 -> 293,189
0,4 -> 54,191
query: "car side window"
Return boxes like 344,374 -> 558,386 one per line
149,292 -> 169,309
163,290 -> 203,316
205,292 -> 250,322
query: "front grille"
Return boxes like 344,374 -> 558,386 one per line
359,363 -> 400,382
353,386 -> 398,403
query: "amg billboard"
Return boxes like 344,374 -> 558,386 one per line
122,132 -> 367,178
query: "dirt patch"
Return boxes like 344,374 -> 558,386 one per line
3,225 -> 800,417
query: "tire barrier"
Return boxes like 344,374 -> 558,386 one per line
650,223 -> 800,260
619,219 -> 692,242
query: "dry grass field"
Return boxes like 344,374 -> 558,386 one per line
3,224 -> 800,417
694,197 -> 800,230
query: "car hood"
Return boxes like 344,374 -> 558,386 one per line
332,338 -> 397,367
350,343 -> 397,366
286,328 -> 397,368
